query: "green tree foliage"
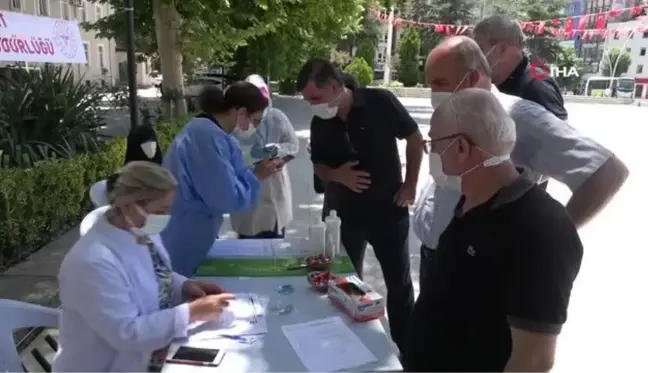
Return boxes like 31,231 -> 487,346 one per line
492,0 -> 563,63
408,0 -> 478,54
357,38 -> 377,69
234,0 -> 367,80
344,57 -> 374,86
553,45 -> 584,89
398,26 -> 421,87
601,48 -> 632,77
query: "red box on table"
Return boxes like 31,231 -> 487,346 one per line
327,274 -> 385,322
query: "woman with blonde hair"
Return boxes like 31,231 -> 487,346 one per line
54,161 -> 234,372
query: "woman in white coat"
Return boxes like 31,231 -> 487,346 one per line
54,161 -> 234,372
230,74 -> 299,238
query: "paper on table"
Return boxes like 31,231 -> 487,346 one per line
188,293 -> 268,340
281,316 -> 377,372
208,239 -> 276,257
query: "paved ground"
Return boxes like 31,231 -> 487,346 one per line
1,94 -> 646,371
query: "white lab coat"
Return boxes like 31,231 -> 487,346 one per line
230,107 -> 299,236
53,208 -> 190,372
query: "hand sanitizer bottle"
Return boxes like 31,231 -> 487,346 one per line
325,210 -> 342,257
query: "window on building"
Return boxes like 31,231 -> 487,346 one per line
614,32 -> 619,40
38,0 -> 49,15
95,5 -> 102,21
97,45 -> 105,70
643,31 -> 648,38
11,0 -> 22,10
61,1 -> 70,20
79,1 -> 88,21
83,43 -> 90,65
637,65 -> 644,74
641,48 -> 647,56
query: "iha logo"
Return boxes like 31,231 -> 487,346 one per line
530,60 -> 579,80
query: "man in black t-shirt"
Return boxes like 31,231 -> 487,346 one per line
473,15 -> 568,121
297,57 -> 423,353
406,88 -> 582,372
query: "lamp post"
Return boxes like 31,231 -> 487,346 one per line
125,0 -> 139,129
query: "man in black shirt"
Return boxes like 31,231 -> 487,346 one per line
297,57 -> 423,353
406,88 -> 583,372
473,14 -> 568,121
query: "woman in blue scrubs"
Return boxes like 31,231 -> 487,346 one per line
161,82 -> 281,276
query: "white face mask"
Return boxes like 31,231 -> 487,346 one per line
140,141 -> 157,159
130,206 -> 171,236
310,90 -> 344,119
428,138 -> 510,192
430,73 -> 470,110
233,125 -> 257,140
311,103 -> 338,119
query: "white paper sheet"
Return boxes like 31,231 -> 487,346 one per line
188,293 -> 268,340
281,316 -> 377,372
208,239 -> 277,257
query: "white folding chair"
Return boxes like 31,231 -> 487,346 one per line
0,299 -> 59,372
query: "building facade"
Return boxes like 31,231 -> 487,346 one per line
0,0 -> 119,85
561,0 -> 645,73
374,22 -> 404,79
604,19 -> 648,97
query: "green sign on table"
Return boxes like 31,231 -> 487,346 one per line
195,256 -> 355,277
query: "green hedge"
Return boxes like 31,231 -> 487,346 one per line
0,118 -> 188,268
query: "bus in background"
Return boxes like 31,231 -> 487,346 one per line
584,76 -> 636,98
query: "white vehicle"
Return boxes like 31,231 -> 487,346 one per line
149,71 -> 162,87
185,74 -> 225,97
584,76 -> 635,98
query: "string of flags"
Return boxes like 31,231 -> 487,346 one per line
369,4 -> 647,40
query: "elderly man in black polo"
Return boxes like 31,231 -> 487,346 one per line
406,88 -> 583,372
297,57 -> 423,354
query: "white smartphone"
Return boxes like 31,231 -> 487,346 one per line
167,346 -> 225,366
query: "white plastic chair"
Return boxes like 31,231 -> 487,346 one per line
0,299 -> 59,372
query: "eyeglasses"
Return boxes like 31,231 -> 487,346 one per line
422,133 -> 474,154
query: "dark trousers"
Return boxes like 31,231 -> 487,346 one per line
342,216 -> 414,353
418,244 -> 438,296
238,222 -> 285,239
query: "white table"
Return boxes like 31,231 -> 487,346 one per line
163,239 -> 403,372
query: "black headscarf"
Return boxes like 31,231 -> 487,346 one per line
124,124 -> 163,165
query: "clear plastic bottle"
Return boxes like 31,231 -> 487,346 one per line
325,210 -> 342,257
308,219 -> 327,255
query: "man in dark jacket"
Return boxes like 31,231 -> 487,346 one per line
473,15 -> 568,121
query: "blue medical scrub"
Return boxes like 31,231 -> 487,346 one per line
162,114 -> 261,276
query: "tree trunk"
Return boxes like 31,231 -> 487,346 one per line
153,0 -> 187,119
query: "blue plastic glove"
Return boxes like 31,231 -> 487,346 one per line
251,143 -> 279,159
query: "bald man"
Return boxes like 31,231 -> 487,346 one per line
412,36 -> 628,294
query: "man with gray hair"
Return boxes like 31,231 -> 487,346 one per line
413,36 -> 628,294
406,88 -> 584,372
473,14 -> 568,120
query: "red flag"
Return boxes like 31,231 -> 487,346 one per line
632,6 -> 642,16
434,24 -> 445,33
535,22 -> 546,35
564,17 -> 574,33
552,19 -> 561,26
595,14 -> 606,29
577,15 -> 588,30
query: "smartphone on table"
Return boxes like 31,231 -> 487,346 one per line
166,346 -> 225,367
